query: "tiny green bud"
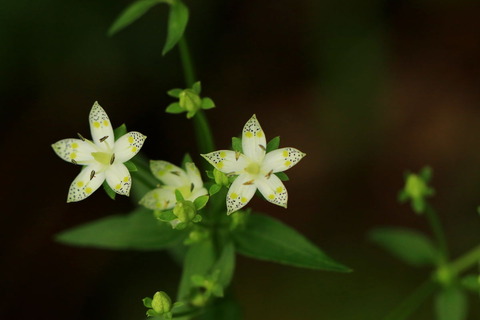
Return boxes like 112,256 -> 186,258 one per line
179,89 -> 202,112
173,200 -> 197,223
213,169 -> 229,186
151,291 -> 172,314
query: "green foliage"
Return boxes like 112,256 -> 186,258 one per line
275,172 -> 289,181
201,98 -> 215,110
435,287 -> 467,320
209,184 -> 221,196
102,180 -> 116,200
233,214 -> 351,272
231,137 -> 242,153
369,227 -> 440,267
113,123 -> 127,140
55,208 -> 185,250
212,241 -> 235,288
266,136 -> 280,152
167,88 -> 183,98
193,195 -> 209,210
108,0 -> 167,36
162,0 -> 189,55
165,102 -> 184,114
460,274 -> 480,292
398,166 -> 435,214
124,160 -> 138,172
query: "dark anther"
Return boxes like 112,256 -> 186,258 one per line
77,133 -> 86,141
99,136 -> 109,142
259,144 -> 266,151
71,159 -> 78,165
110,153 -> 115,165
90,170 -> 95,180
265,169 -> 273,179
243,180 -> 254,185
171,171 -> 180,176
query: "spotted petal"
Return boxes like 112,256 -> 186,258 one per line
139,188 -> 176,210
113,131 -> 147,163
262,147 -> 306,173
242,115 -> 266,162
67,164 -> 105,202
150,160 -> 188,187
226,173 -> 257,214
105,163 -> 132,196
255,174 -> 288,208
52,138 -> 96,165
201,150 -> 247,175
89,102 -> 115,147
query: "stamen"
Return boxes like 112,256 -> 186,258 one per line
110,153 -> 115,165
90,170 -> 95,180
71,159 -> 78,165
243,179 -> 255,185
190,183 -> 194,192
235,151 -> 241,161
265,169 -> 273,179
259,144 -> 266,151
99,136 -> 109,143
77,133 -> 86,141
171,171 -> 180,176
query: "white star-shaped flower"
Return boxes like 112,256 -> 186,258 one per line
52,102 -> 146,202
140,161 -> 208,210
201,115 -> 306,214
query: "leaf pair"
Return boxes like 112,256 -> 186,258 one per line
109,0 -> 188,56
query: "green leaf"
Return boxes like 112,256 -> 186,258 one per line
192,81 -> 201,94
213,241 -> 235,288
162,0 -> 189,55
165,102 -> 184,114
167,88 -> 183,98
102,181 -> 116,200
201,97 -> 215,110
56,208 -> 185,250
175,189 -> 184,201
233,214 -> 351,272
275,172 -> 289,181
460,274 -> 480,292
368,227 -> 440,267
113,123 -> 127,140
193,195 -> 209,210
419,166 -> 433,182
181,153 -> 193,167
232,137 -> 242,153
206,170 -> 214,179
178,239 -> 216,300
266,136 -> 280,152
143,297 -> 153,308
124,160 -> 138,172
108,0 -> 166,36
209,184 -> 221,196
435,287 -> 467,320
154,210 -> 177,222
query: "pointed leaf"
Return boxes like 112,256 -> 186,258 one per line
162,0 -> 189,55
55,208 -> 185,250
124,160 -> 138,172
166,102 -> 184,114
167,88 -> 183,98
192,81 -> 201,94
274,172 -> 289,181
369,227 -> 440,267
193,195 -> 209,210
114,123 -> 128,140
231,137 -> 242,153
108,0 -> 166,36
201,97 -> 215,110
154,210 -> 177,222
209,184 -> 221,196
233,214 -> 351,272
266,136 -> 280,152
435,287 -> 467,320
213,241 -> 235,288
102,180 -> 116,200
175,189 -> 184,201
181,153 -> 193,167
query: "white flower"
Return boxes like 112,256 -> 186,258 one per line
201,114 -> 305,214
139,160 -> 208,210
52,102 -> 146,202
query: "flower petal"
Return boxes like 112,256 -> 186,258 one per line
226,174 -> 257,214
67,164 -> 105,202
89,101 -> 115,148
242,114 -> 266,162
189,187 -> 209,202
113,131 -> 147,163
185,162 -> 203,189
150,160 -> 188,187
105,163 -> 132,196
201,150 -> 247,174
262,147 -> 306,173
139,188 -> 176,210
52,138 -> 96,165
255,174 -> 288,208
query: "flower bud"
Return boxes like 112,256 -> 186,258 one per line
151,291 -> 172,314
173,200 -> 197,223
179,89 -> 202,112
213,168 -> 229,186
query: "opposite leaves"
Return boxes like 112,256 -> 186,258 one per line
233,214 -> 351,272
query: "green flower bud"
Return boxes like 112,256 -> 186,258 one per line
151,291 -> 172,314
173,200 -> 197,223
213,168 -> 229,186
179,89 -> 202,112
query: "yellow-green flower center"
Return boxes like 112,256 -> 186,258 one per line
92,151 -> 112,165
245,162 -> 260,176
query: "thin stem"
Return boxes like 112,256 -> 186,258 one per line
178,36 -> 215,154
424,203 -> 449,264
383,279 -> 437,320
449,244 -> 480,276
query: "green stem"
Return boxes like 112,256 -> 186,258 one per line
178,36 -> 215,154
383,279 -> 437,320
449,244 -> 480,276
425,203 -> 449,264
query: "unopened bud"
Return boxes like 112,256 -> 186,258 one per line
173,200 -> 197,223
151,291 -> 172,314
213,169 -> 229,186
179,89 -> 202,112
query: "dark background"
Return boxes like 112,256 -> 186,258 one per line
1,0 -> 480,319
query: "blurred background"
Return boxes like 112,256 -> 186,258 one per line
1,0 -> 480,319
